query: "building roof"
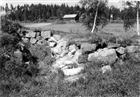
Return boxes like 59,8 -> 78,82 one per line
63,14 -> 77,19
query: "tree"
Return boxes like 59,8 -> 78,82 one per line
57,9 -> 63,20
136,1 -> 140,36
121,1 -> 140,36
10,4 -> 14,12
110,6 -> 121,21
5,3 -> 9,13
80,0 -> 109,33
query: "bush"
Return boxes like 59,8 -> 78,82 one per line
0,33 -> 20,50
1,18 -> 22,35
88,34 -> 102,44
118,38 -> 133,47
0,19 -> 40,96
29,44 -> 52,62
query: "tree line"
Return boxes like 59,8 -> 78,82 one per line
3,3 -> 86,22
1,1 -> 139,35
2,3 -> 124,22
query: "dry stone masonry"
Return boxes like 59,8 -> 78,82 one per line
20,29 -> 140,82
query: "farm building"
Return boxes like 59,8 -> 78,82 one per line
63,14 -> 79,23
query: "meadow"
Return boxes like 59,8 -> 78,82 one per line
21,22 -> 138,38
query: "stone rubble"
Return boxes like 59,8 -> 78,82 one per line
21,29 -> 140,83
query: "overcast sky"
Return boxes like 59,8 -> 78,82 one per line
1,0 -> 122,8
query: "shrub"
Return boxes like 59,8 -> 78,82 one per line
117,38 -> 133,47
29,44 -> 52,62
88,34 -> 102,44
0,19 -> 40,96
1,18 -> 22,35
0,33 -> 20,50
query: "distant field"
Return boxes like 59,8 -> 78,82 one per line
21,23 -> 91,33
21,22 -> 138,38
102,23 -> 137,38
21,23 -> 52,28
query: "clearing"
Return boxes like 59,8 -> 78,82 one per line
21,22 -> 138,38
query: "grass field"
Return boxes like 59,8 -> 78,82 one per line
21,22 -> 138,38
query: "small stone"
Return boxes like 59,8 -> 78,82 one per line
22,37 -> 29,43
107,43 -> 120,49
62,66 -> 83,76
100,65 -> 112,74
25,31 -> 36,38
36,36 -> 42,41
30,38 -> 37,44
48,37 -> 57,42
49,41 -> 57,47
81,43 -> 96,53
14,49 -> 22,63
69,44 -> 77,53
38,61 -> 46,69
37,40 -> 48,46
78,55 -> 88,63
126,45 -> 139,53
41,31 -> 51,39
64,74 -> 84,82
53,34 -> 61,41
36,32 -> 41,37
116,47 -> 125,54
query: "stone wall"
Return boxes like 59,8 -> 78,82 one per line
20,29 -> 140,82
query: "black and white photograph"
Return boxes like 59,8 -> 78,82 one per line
0,0 -> 140,96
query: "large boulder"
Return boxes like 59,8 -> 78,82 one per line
126,45 -> 140,53
81,43 -> 96,53
41,31 -> 51,39
88,48 -> 117,64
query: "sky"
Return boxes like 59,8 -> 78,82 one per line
0,0 -> 122,8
